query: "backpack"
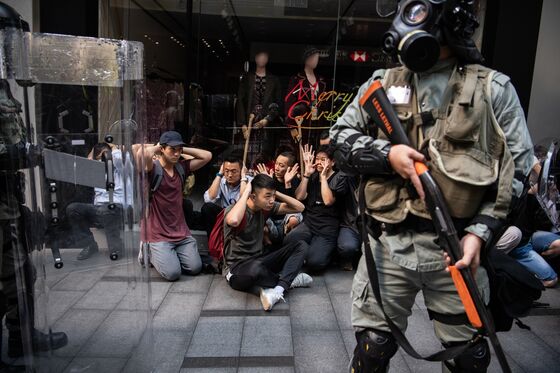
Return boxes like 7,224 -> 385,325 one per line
208,209 -> 246,263
150,159 -> 186,197
484,249 -> 544,332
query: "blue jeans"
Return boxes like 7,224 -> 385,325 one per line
337,226 -> 361,260
510,231 -> 559,281
149,236 -> 202,281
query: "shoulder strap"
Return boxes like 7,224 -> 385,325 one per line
150,159 -> 164,196
358,179 -> 477,362
175,161 -> 186,185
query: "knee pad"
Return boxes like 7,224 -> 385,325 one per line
351,329 -> 398,373
444,338 -> 490,373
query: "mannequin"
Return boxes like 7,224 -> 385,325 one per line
284,46 -> 327,148
236,51 -> 281,168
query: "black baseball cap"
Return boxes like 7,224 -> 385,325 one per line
159,131 -> 185,147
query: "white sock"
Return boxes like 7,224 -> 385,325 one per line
273,285 -> 285,295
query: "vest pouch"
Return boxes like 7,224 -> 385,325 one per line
443,102 -> 484,144
364,177 -> 408,223
428,139 -> 499,219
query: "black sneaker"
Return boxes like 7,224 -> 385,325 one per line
77,245 -> 99,260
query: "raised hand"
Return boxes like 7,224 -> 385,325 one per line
256,163 -> 273,177
285,163 -> 300,184
302,144 -> 316,177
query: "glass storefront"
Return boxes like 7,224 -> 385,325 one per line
120,0 -> 396,171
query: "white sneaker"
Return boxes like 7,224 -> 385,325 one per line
290,273 -> 313,289
260,288 -> 285,311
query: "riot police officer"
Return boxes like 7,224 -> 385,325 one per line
331,1 -> 534,372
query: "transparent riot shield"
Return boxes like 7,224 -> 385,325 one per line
0,5 -> 153,373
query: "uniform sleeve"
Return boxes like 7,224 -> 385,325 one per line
465,73 -> 534,242
330,69 -> 391,153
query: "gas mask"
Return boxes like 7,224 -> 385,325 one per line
381,0 -> 482,72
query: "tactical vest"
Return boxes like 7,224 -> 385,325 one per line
364,64 -> 514,224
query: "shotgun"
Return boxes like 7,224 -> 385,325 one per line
359,80 -> 511,373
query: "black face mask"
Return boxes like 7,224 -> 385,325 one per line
382,0 -> 482,72
382,0 -> 446,72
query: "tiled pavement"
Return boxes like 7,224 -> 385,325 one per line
2,232 -> 560,373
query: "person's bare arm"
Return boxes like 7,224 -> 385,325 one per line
183,146 -> 212,171
276,191 -> 305,215
295,144 -> 315,200
134,143 -> 161,172
319,159 -> 336,206
205,163 -> 224,202
225,182 -> 251,227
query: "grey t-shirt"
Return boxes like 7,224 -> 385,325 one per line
223,202 -> 280,270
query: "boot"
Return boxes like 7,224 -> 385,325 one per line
7,329 -> 68,358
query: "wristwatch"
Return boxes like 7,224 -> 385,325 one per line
216,172 -> 224,178
241,177 -> 248,183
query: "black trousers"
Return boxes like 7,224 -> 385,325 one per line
227,240 -> 306,295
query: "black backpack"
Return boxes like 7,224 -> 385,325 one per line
484,249 -> 544,332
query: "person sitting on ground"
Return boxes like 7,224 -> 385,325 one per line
319,130 -> 362,270
284,144 -> 346,272
202,152 -> 252,237
66,142 -> 129,260
224,174 -> 312,311
256,151 -> 302,247
136,131 -> 212,281
509,158 -> 559,287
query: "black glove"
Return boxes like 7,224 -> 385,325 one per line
334,144 -> 392,176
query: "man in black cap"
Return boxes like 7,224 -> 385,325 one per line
136,131 -> 212,281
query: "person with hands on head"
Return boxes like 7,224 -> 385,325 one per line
136,131 -> 212,281
201,153 -> 252,238
223,174 -> 312,311
285,144 -> 347,272
257,152 -> 303,247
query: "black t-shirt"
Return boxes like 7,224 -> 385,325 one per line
303,171 -> 346,237
271,176 -> 300,220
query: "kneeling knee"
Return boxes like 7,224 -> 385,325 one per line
160,268 -> 181,282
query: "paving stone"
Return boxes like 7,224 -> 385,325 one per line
63,357 -> 127,373
241,316 -> 292,357
44,290 -> 85,325
78,310 -> 149,357
73,281 -> 129,310
238,368 -> 294,373
52,269 -> 107,291
52,309 -> 110,357
293,330 -> 349,373
323,269 -> 354,294
186,317 -> 244,357
180,369 -> 236,373
330,292 -> 353,330
499,326 -> 560,372
117,281 -> 171,311
153,292 -> 206,331
289,287 -> 339,331
33,356 -> 72,373
169,274 -> 214,293
202,277 -> 247,310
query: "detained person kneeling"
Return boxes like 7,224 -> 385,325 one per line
223,174 -> 312,311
